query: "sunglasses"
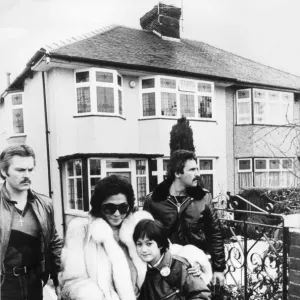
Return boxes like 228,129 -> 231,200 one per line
101,203 -> 129,215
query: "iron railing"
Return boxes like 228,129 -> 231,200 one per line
213,194 -> 289,300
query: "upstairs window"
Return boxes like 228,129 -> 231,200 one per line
236,88 -> 293,125
11,93 -> 25,134
140,76 -> 214,120
75,68 -> 123,116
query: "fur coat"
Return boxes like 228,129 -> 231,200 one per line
59,210 -> 212,300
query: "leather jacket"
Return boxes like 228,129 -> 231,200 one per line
144,179 -> 225,272
0,184 -> 62,286
139,250 -> 211,300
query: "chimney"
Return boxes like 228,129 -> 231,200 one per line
140,3 -> 181,40
6,72 -> 11,87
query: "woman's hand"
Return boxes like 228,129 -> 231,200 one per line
187,262 -> 203,277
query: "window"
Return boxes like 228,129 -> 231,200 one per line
238,158 -> 295,189
11,93 -> 25,134
75,68 -> 123,116
141,76 -> 214,120
67,160 -> 83,210
236,88 -> 293,125
199,159 -> 214,194
66,158 -> 150,211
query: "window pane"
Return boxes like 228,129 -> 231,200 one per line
76,178 -> 83,210
199,160 -> 213,170
254,90 -> 266,99
269,160 -> 280,169
107,172 -> 131,183
67,162 -> 74,176
142,79 -> 155,89
160,78 -> 176,89
150,175 -> 158,192
237,90 -> 250,99
163,160 -> 170,171
254,102 -> 266,123
96,71 -> 113,83
75,160 -> 82,176
68,179 -> 75,209
118,90 -> 123,115
106,161 -> 130,168
12,94 -> 22,105
180,94 -> 195,118
12,108 -> 24,134
198,83 -> 212,93
161,92 -> 177,116
237,102 -> 251,124
89,159 -> 101,175
142,93 -> 156,116
117,75 -> 122,87
268,103 -> 278,124
268,91 -> 279,101
136,160 -> 146,175
200,174 -> 213,193
269,172 -> 280,187
255,160 -> 266,170
198,96 -> 212,118
254,172 -> 268,187
239,160 -> 251,170
150,159 -> 157,172
179,80 -> 196,92
76,71 -> 89,83
137,177 -> 147,207
238,173 -> 253,189
97,87 -> 114,113
90,177 -> 100,197
282,159 -> 292,169
77,87 -> 91,113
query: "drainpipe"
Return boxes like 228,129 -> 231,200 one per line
42,71 -> 52,197
58,161 -> 66,235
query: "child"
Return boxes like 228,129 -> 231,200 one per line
133,219 -> 211,300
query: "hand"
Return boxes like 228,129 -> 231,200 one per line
188,262 -> 203,277
55,285 -> 61,300
213,271 -> 225,286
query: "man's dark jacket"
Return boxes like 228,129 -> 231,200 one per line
0,184 -> 63,286
143,179 -> 225,272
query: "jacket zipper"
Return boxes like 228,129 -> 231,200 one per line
162,289 -> 180,300
167,197 -> 191,213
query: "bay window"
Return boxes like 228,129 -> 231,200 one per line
141,76 -> 214,120
75,68 -> 123,116
11,92 -> 25,135
236,88 -> 293,125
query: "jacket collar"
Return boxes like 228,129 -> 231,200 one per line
154,250 -> 172,272
151,179 -> 206,202
1,182 -> 35,204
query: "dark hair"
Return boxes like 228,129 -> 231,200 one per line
0,144 -> 36,180
167,149 -> 197,181
90,175 -> 135,218
133,219 -> 169,253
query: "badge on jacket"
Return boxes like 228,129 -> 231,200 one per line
160,266 -> 171,277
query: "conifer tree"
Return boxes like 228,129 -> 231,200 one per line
169,116 -> 195,155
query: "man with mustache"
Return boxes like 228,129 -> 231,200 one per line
144,149 -> 225,288
0,144 -> 62,300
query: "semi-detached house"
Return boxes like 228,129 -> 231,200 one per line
1,4 -> 300,235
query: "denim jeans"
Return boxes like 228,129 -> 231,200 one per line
0,272 -> 43,300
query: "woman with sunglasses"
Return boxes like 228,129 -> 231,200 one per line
58,175 -> 153,300
59,175 -> 212,300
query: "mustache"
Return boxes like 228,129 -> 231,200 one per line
193,176 -> 201,182
21,179 -> 31,184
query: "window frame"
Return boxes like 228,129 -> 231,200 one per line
74,67 -> 123,117
236,88 -> 294,126
198,158 -> 215,195
140,75 -> 215,120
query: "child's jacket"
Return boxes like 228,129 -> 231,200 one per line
138,250 -> 211,300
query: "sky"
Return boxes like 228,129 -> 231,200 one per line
1,0 -> 300,93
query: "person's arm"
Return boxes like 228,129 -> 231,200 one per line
59,218 -> 105,300
182,266 -> 211,300
204,194 -> 225,285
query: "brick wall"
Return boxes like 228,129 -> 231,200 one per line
289,230 -> 300,300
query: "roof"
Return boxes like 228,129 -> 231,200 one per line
3,25 -> 300,96
48,25 -> 300,90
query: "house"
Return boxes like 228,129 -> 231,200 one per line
1,3 -> 300,235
